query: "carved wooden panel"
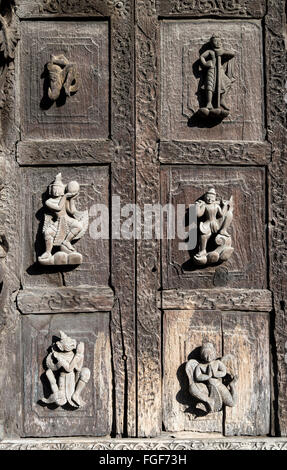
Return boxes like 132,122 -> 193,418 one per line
22,313 -> 112,437
21,166 -> 109,288
163,310 -> 270,435
20,21 -> 109,140
161,165 -> 266,289
17,287 -> 114,314
160,20 -> 264,142
158,0 -> 267,17
223,313 -> 270,436
163,310 -> 223,432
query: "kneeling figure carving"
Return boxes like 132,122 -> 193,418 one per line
186,341 -> 237,413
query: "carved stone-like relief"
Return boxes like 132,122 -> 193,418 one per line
46,54 -> 80,102
186,341 -> 237,413
38,173 -> 88,266
41,331 -> 90,408
193,187 -> 234,265
197,34 -> 235,120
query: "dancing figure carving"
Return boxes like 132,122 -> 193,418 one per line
41,331 -> 90,408
38,173 -> 88,266
193,187 -> 234,266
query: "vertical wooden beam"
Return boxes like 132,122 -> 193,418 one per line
135,1 -> 161,436
265,0 -> 287,435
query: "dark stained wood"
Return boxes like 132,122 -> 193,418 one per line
22,313 -> 112,437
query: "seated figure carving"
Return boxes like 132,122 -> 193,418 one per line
38,173 -> 88,266
41,330 -> 90,408
193,187 -> 234,266
186,341 -> 237,413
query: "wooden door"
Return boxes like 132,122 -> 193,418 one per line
0,0 -> 285,440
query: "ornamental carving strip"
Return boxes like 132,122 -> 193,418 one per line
169,0 -> 266,16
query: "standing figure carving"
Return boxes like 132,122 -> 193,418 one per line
38,173 -> 89,265
193,187 -> 234,266
186,341 -> 237,413
47,54 -> 80,102
41,331 -> 90,408
198,33 -> 235,119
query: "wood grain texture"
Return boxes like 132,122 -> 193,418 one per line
109,1 -> 136,436
159,141 -> 271,166
265,0 -> 287,436
162,289 -> 272,311
16,0 -> 110,17
21,166 -> 110,289
135,0 -> 161,437
17,140 -> 112,165
161,165 -> 267,290
223,313 -> 270,436
163,310 -> 223,433
20,21 -> 109,140
158,0 -> 266,17
160,20 -> 264,142
163,310 -> 271,435
17,286 -> 114,314
22,313 -> 112,437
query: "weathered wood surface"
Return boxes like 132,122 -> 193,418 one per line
20,21 -> 109,141
109,1 -> 136,436
17,287 -> 114,314
163,310 -> 271,435
162,289 -> 272,311
160,20 -> 264,142
21,166 -> 110,289
135,1 -> 161,437
163,310 -> 223,433
158,0 -> 267,17
16,0 -> 111,17
161,165 -> 267,290
223,313 -> 270,436
159,141 -> 271,166
265,0 -> 287,436
22,313 -> 112,437
17,140 -> 112,166
16,1 -> 137,438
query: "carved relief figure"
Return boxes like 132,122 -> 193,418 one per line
186,341 -> 237,413
198,33 -> 235,119
193,187 -> 234,265
38,173 -> 89,265
41,331 -> 90,408
47,54 -> 80,101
